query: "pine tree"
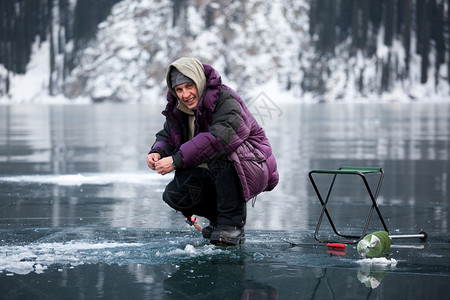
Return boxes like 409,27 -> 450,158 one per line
49,6 -> 55,96
448,0 -> 450,85
384,0 -> 394,47
419,0 -> 430,84
320,0 -> 336,53
402,0 -> 411,77
351,0 -> 359,50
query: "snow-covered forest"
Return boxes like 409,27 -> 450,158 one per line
1,0 -> 449,103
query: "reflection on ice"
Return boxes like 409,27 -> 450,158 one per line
0,172 -> 169,186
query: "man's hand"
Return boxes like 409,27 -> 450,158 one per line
146,153 -> 161,170
154,156 -> 175,175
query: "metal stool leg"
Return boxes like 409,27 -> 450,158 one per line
358,170 -> 389,235
309,167 -> 388,244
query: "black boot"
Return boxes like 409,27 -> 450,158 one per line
201,220 -> 217,239
201,224 -> 216,239
210,225 -> 245,245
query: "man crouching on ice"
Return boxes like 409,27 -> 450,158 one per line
146,57 -> 279,245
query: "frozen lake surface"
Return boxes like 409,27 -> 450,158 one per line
0,102 -> 449,299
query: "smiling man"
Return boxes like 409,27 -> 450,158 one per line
146,57 -> 278,245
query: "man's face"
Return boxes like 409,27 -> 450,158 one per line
175,82 -> 199,110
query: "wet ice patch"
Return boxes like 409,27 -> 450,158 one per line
0,172 -> 168,186
157,244 -> 228,258
0,241 -> 143,275
0,240 -> 232,275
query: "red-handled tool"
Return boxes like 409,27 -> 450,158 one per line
324,243 -> 346,249
284,240 -> 347,249
185,216 -> 203,232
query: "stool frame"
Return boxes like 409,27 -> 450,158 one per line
308,166 -> 389,244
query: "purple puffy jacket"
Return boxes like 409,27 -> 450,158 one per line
150,64 -> 279,201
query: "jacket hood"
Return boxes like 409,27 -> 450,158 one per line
166,57 -> 206,105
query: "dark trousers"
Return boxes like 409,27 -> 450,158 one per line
162,156 -> 246,227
